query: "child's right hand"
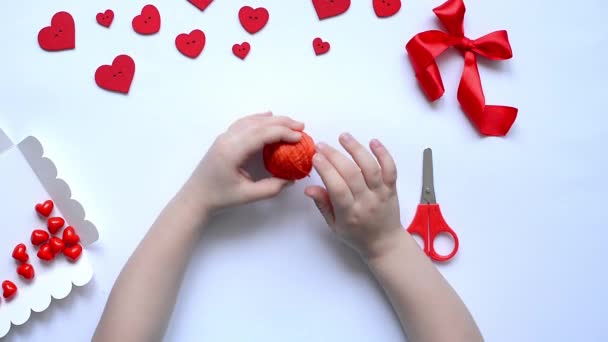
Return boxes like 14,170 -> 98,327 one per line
305,134 -> 404,260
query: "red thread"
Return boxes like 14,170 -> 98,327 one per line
263,132 -> 315,180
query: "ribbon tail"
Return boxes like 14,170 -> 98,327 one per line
406,31 -> 453,101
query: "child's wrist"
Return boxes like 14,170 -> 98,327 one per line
363,227 -> 409,263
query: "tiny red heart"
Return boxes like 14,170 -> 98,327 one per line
38,11 -> 76,51
17,264 -> 35,280
175,29 -> 206,58
37,244 -> 55,261
31,229 -> 50,246
313,37 -> 330,55
62,226 -> 81,246
95,54 -> 136,94
373,0 -> 401,18
96,9 -> 115,28
49,237 -> 65,254
63,244 -> 83,262
312,0 -> 351,20
188,0 -> 213,11
238,6 -> 269,34
232,42 -> 251,60
47,217 -> 65,234
132,4 -> 161,35
35,200 -> 54,217
2,280 -> 17,299
12,243 -> 29,263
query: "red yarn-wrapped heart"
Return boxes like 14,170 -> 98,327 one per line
263,132 -> 315,180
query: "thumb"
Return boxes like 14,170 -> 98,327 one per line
304,186 -> 335,226
243,177 -> 292,202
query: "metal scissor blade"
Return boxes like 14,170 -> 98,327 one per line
420,148 -> 437,204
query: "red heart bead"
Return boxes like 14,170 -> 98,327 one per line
313,37 -> 331,55
188,0 -> 213,11
35,200 -> 54,217
49,237 -> 65,254
63,244 -> 83,262
38,11 -> 75,51
238,6 -> 269,34
96,9 -> 115,28
47,217 -> 65,234
2,280 -> 17,299
31,229 -> 50,246
12,243 -> 29,263
312,0 -> 350,20
62,226 -> 81,246
232,42 -> 251,60
95,54 -> 136,94
37,244 -> 55,261
132,4 -> 161,35
175,29 -> 206,59
373,0 -> 401,18
17,264 -> 35,280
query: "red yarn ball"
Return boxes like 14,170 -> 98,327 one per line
263,132 -> 315,180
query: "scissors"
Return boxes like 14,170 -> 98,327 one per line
406,148 -> 459,262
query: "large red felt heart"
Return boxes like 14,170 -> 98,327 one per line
132,4 -> 161,35
373,0 -> 401,17
313,37 -> 330,55
17,264 -> 35,280
31,229 -> 50,245
96,9 -> 115,28
12,243 -> 29,263
37,244 -> 55,261
95,55 -> 136,94
47,217 -> 65,234
62,226 -> 81,246
64,244 -> 83,261
312,0 -> 350,20
35,200 -> 54,217
2,281 -> 17,299
232,42 -> 251,60
175,29 -> 206,58
38,11 -> 75,51
238,6 -> 269,34
188,0 -> 213,11
49,237 -> 65,254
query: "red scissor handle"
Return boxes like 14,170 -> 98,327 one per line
406,204 -> 459,262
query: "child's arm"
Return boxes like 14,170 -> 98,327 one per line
305,134 -> 482,342
93,113 -> 304,342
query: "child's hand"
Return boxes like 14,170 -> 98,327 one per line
185,112 -> 304,215
305,134 -> 403,259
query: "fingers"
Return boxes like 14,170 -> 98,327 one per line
304,186 -> 335,226
243,177 -> 292,202
317,143 -> 368,196
238,125 -> 302,159
231,112 -> 304,132
339,133 -> 383,189
370,139 -> 398,186
312,152 -> 354,206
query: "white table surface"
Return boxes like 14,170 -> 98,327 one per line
1,0 -> 607,341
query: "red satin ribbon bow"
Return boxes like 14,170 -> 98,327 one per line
406,0 -> 517,136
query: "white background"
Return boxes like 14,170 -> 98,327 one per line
1,0 -> 607,341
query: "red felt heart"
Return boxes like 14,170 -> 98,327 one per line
373,0 -> 401,17
38,11 -> 76,51
49,237 -> 65,254
17,264 -> 35,280
37,244 -> 55,261
2,281 -> 17,299
312,0 -> 350,20
188,0 -> 213,11
96,9 -> 115,28
64,244 -> 83,262
175,29 -> 206,58
62,226 -> 81,246
313,37 -> 331,55
47,217 -> 65,234
35,200 -> 54,217
238,6 -> 269,34
95,55 -> 136,94
232,42 -> 251,60
31,229 -> 50,246
132,4 -> 161,35
12,243 -> 29,263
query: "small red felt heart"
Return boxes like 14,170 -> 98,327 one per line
96,9 -> 115,28
37,244 -> 55,261
2,281 -> 17,299
31,229 -> 50,246
64,244 -> 83,261
47,217 -> 65,234
12,243 -> 29,263
188,0 -> 213,11
49,237 -> 65,254
373,0 -> 401,18
62,226 -> 81,246
175,29 -> 206,58
312,0 -> 350,20
35,200 -> 54,217
232,42 -> 251,60
239,6 -> 269,34
132,4 -> 161,35
313,37 -> 330,55
17,264 -> 35,280
38,11 -> 76,51
95,55 -> 136,94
